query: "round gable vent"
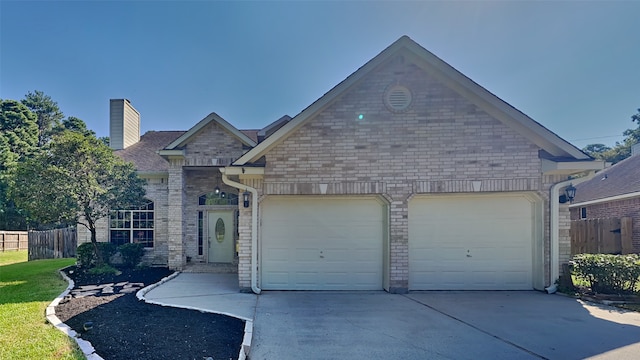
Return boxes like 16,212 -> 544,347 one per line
384,85 -> 412,112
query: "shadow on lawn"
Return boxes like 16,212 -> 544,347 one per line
0,259 -> 74,305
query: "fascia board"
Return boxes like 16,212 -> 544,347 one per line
156,149 -> 185,157
570,191 -> 640,207
541,158 -> 606,175
220,166 -> 265,176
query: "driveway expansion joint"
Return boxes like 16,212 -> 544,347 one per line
403,294 -> 549,360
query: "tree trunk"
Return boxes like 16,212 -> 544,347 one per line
89,222 -> 104,266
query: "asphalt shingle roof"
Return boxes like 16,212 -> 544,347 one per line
115,131 -> 185,172
573,154 -> 640,203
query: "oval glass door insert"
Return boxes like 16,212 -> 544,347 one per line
215,218 -> 225,243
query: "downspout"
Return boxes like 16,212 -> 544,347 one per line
220,168 -> 261,295
546,171 -> 596,294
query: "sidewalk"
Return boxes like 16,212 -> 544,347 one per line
143,272 -> 257,321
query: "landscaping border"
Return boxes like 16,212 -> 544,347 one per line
46,266 -> 104,360
47,268 -> 253,360
136,273 -> 253,360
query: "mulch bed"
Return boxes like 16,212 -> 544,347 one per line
55,266 -> 244,360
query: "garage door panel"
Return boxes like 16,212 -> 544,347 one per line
262,197 -> 384,290
409,195 -> 534,290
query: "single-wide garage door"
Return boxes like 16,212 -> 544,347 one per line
409,194 -> 533,290
261,197 -> 384,290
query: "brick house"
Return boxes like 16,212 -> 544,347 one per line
569,145 -> 640,251
80,36 -> 604,293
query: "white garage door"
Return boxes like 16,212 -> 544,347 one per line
261,197 -> 384,290
409,194 -> 533,290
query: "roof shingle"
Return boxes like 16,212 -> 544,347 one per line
115,131 -> 185,172
574,154 -> 640,203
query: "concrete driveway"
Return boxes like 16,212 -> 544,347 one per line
249,291 -> 640,360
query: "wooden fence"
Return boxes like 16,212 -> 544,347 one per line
570,217 -> 633,255
28,227 -> 77,260
0,231 -> 28,251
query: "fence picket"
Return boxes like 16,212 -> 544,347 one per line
27,227 -> 77,260
570,217 -> 634,256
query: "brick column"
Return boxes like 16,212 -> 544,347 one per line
388,184 -> 410,294
168,160 -> 186,270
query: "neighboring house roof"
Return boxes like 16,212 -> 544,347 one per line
257,115 -> 291,143
573,154 -> 640,204
116,131 -> 185,173
240,130 -> 259,143
163,112 -> 257,150
234,35 -> 593,166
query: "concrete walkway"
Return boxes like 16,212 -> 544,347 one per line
143,273 -> 257,321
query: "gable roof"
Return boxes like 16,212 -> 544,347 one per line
573,154 -> 640,204
116,131 -> 185,173
164,112 -> 257,150
234,35 -> 591,166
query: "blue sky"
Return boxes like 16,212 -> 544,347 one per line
1,1 -> 638,149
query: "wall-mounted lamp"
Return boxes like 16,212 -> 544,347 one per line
214,186 -> 220,195
565,183 -> 577,203
220,192 -> 226,199
243,191 -> 250,208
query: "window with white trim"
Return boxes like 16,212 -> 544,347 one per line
580,207 -> 587,219
109,200 -> 154,247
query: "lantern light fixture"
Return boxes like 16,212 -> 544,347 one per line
243,191 -> 250,208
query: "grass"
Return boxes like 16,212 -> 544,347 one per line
0,252 -> 84,360
0,250 -> 28,266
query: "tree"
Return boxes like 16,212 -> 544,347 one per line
583,108 -> 640,164
53,116 -> 96,137
582,143 -> 611,158
11,131 -> 147,264
21,90 -> 64,146
0,100 -> 38,230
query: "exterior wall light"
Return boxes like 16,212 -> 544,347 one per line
243,191 -> 250,208
565,183 -> 577,203
214,186 -> 220,195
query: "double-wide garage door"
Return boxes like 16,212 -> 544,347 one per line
261,197 -> 384,290
409,195 -> 534,290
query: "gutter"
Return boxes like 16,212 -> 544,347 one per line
219,168 -> 261,295
547,171 -> 596,294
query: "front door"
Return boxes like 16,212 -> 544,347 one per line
208,211 -> 235,263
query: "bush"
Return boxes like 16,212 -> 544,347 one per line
76,242 -> 117,268
570,254 -> 640,294
87,264 -> 119,275
118,243 -> 145,268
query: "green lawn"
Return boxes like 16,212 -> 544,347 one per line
0,250 -> 28,266
0,252 -> 84,360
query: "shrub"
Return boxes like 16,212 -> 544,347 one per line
118,243 -> 145,268
87,264 -> 119,275
570,254 -> 640,294
76,242 -> 117,268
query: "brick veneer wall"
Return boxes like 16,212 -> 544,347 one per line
77,176 -> 169,266
238,55 -> 553,292
570,196 -> 640,251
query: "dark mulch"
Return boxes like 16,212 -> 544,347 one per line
55,266 -> 244,360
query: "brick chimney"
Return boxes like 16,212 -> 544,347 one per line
109,99 -> 140,150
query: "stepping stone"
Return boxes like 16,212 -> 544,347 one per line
102,286 -> 114,294
79,285 -> 102,291
74,290 -> 99,298
115,282 -> 128,287
119,287 -> 138,293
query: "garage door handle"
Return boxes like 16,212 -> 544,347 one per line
466,254 -> 472,258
